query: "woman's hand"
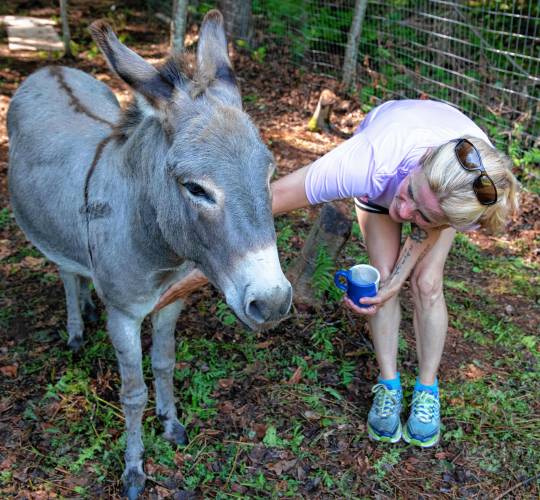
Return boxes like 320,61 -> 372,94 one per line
153,269 -> 209,312
343,281 -> 401,316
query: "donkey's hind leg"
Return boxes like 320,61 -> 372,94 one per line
151,300 -> 188,445
59,269 -> 84,351
79,276 -> 98,323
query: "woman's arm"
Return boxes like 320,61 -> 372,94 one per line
271,165 -> 311,215
345,225 -> 443,315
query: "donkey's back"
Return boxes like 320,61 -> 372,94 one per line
8,66 -> 120,273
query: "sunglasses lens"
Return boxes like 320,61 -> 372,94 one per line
456,140 -> 481,170
473,174 -> 497,205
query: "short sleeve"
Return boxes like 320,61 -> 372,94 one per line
304,133 -> 380,204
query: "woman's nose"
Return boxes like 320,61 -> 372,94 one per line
399,200 -> 415,220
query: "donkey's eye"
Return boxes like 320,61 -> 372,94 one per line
182,182 -> 214,203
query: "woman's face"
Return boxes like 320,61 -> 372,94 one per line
389,170 -> 447,229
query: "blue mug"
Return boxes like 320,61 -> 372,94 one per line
334,264 -> 380,308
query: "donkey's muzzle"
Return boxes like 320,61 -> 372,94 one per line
244,283 -> 292,325
222,245 -> 292,330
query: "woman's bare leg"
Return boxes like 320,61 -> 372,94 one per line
410,227 -> 455,385
356,208 -> 402,379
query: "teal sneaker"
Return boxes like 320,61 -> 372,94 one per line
367,383 -> 403,443
403,389 -> 441,447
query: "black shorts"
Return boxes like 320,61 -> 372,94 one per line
354,197 -> 390,215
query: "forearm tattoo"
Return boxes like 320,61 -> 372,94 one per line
388,246 -> 412,281
410,224 -> 428,243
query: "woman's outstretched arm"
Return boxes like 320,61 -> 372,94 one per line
271,165 -> 311,215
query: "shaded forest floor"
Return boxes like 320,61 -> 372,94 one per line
1,2 -> 539,499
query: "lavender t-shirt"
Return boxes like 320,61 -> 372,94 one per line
304,99 -> 491,208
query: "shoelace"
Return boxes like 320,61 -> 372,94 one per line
371,383 -> 400,417
411,390 -> 440,423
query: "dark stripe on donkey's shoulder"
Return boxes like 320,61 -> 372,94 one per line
48,66 -> 114,127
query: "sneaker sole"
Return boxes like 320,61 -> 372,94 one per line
402,425 -> 440,448
367,422 -> 402,443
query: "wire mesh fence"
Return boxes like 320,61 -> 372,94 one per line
148,1 -> 540,148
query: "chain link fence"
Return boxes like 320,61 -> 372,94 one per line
149,1 -> 540,148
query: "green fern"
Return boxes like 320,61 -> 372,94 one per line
312,245 -> 342,302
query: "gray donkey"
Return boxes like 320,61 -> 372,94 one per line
8,10 -> 292,498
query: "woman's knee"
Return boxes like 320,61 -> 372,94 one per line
411,269 -> 444,307
376,265 -> 394,283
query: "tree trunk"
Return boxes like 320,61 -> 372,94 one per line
59,0 -> 71,57
342,0 -> 368,88
219,0 -> 253,44
288,202 -> 352,307
171,0 -> 189,54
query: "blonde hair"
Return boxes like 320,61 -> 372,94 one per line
421,136 -> 520,233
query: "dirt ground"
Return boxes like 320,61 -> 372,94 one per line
1,1 -> 539,499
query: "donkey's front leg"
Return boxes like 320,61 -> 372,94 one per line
107,307 -> 147,500
151,300 -> 188,445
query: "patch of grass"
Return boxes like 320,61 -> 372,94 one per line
373,447 -> 403,480
0,208 -> 12,229
444,372 -> 540,480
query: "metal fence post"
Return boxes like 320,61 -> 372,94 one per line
171,0 -> 189,54
59,0 -> 72,57
342,0 -> 368,88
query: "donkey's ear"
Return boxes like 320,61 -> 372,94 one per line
89,21 -> 173,107
196,10 -> 242,108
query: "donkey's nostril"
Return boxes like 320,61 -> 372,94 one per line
247,299 -> 271,324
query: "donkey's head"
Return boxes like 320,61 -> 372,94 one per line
90,11 -> 291,329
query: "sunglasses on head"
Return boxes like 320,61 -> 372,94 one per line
454,138 -> 497,206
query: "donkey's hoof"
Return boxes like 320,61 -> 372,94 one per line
122,468 -> 145,500
67,336 -> 84,352
125,485 -> 144,500
164,421 -> 189,446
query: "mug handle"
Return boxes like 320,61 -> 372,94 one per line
334,270 -> 349,291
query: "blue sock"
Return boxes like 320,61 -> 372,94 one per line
415,378 -> 439,395
378,372 -> 401,390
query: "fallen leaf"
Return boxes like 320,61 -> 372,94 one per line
218,378 -> 234,389
22,255 -> 44,268
255,340 -> 272,349
0,240 -> 13,260
231,484 -> 247,494
287,366 -> 303,384
0,364 -> 18,378
464,363 -> 485,380
218,401 -> 234,413
0,457 -> 14,469
253,423 -> 267,440
156,485 -> 171,498
267,459 -> 297,476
